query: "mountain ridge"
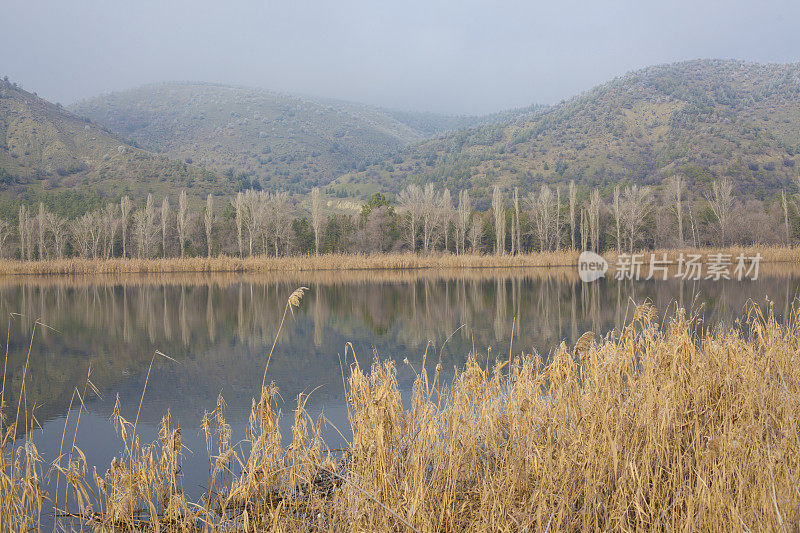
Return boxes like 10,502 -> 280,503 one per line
330,59 -> 800,207
70,82 -> 522,194
4,59 -> 800,217
0,78 -> 223,216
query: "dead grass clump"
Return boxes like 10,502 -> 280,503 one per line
3,298 -> 800,531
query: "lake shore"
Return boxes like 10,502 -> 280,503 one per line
0,245 -> 795,276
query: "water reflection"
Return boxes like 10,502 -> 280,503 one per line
3,266 -> 800,497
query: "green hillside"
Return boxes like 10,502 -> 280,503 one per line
6,60 -> 799,218
70,83 -> 504,194
331,60 -> 800,207
0,78 -> 223,216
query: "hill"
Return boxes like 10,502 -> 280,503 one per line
0,78 -> 222,216
331,60 -> 800,207
70,83 -> 508,194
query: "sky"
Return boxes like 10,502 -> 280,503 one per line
1,0 -> 799,115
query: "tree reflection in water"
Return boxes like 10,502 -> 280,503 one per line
2,265 -> 799,497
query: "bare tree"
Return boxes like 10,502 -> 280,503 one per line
161,196 -> 170,257
398,184 -> 423,252
102,203 -> 120,258
133,209 -> 147,258
88,210 -> 104,258
268,191 -> 292,257
510,212 -> 517,255
781,189 -> 790,246
241,189 -> 260,256
568,180 -> 576,250
613,185 -> 621,251
18,205 -> 28,260
177,190 -> 188,258
421,183 -> 438,253
456,189 -> 470,254
514,188 -> 522,254
233,192 -> 244,257
706,178 -> 734,246
528,185 -> 556,252
587,189 -> 601,252
70,212 -> 94,258
620,185 -> 652,252
38,202 -> 45,260
25,213 -> 34,259
311,187 -> 323,255
554,185 -> 562,250
667,175 -> 685,248
492,186 -> 505,255
46,211 -> 68,259
360,205 -> 392,253
468,214 -> 483,253
688,202 -> 699,248
0,219 -> 11,258
204,193 -> 214,258
120,195 -> 132,258
256,191 -> 292,257
439,188 -> 453,252
580,207 -> 588,251
143,194 -> 156,258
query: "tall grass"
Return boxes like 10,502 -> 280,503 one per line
0,245 -> 796,276
3,296 -> 800,530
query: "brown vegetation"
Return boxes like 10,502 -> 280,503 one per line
0,246 -> 795,276
3,294 -> 800,531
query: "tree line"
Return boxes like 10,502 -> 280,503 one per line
0,176 -> 797,260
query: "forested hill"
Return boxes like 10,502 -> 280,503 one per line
331,60 -> 800,208
0,78 -> 223,217
5,60 -> 799,218
70,83 -> 507,194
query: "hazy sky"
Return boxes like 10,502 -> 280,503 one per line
2,0 -> 799,114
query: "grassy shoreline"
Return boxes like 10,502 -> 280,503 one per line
3,299 -> 800,530
0,245 -> 795,276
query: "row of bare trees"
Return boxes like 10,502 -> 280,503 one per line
0,191 -> 221,260
0,175 -> 796,260
232,189 -> 293,257
394,176 -> 792,254
396,183 -> 466,253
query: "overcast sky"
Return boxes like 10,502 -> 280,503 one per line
1,0 -> 799,115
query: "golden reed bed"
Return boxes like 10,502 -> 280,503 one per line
0,246 -> 796,276
0,260 -> 797,292
2,295 -> 800,531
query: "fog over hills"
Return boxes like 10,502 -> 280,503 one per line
332,60 -> 800,207
70,83 -> 508,194
3,59 -> 800,216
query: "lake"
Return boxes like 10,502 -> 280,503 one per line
4,265 -> 800,501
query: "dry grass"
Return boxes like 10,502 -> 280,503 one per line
0,251 -> 578,276
3,294 -> 800,531
0,266 -> 581,291
0,257 -> 798,292
0,245 -> 796,276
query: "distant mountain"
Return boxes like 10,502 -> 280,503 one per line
0,78 -> 221,216
381,104 -> 544,136
71,83 -> 513,194
331,60 -> 800,207
7,60 -> 798,217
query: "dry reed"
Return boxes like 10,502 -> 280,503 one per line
2,295 -> 800,531
0,245 -> 796,276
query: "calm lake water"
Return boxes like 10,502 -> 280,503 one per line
4,266 -> 800,500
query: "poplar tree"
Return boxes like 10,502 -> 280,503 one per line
204,193 -> 214,258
